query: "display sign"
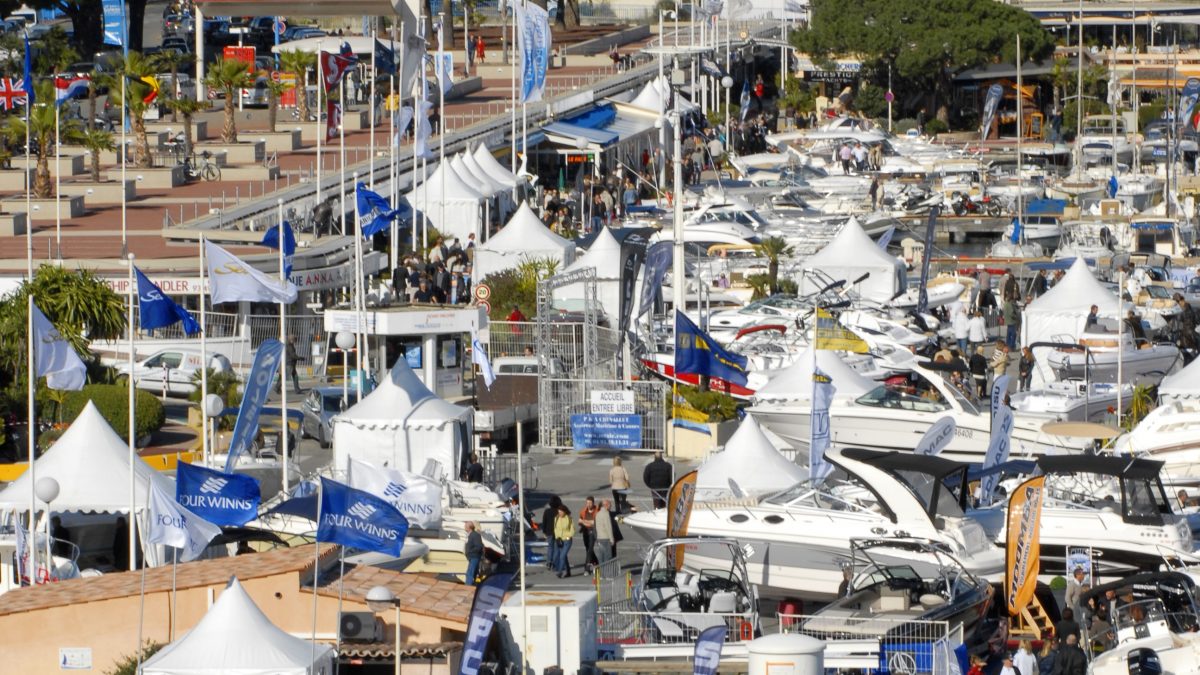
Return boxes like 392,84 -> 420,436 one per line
591,390 -> 634,414
571,414 -> 642,450
59,648 -> 92,670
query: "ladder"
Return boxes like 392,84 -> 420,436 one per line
1010,593 -> 1054,639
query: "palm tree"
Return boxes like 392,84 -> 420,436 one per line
278,49 -> 315,122
164,98 -> 208,159
3,82 -> 78,199
204,58 -> 254,143
102,51 -> 159,168
78,127 -> 115,182
151,50 -> 194,123
754,236 -> 794,293
263,76 -> 292,133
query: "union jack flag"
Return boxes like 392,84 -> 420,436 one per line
0,77 -> 29,111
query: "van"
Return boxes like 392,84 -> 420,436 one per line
115,348 -> 232,396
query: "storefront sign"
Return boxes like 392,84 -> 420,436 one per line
571,413 -> 642,449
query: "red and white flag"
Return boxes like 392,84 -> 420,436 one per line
0,77 -> 29,111
320,51 -> 355,93
54,76 -> 89,106
326,99 -> 341,141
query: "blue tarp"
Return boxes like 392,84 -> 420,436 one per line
1026,198 -> 1067,215
1027,258 -> 1096,271
563,104 -> 618,130
1131,221 -> 1173,231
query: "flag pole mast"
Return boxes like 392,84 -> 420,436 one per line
54,95 -> 61,261
370,27 -> 377,192
390,24 -> 400,275
340,76 -> 347,236
278,199 -> 290,495
127,252 -> 137,572
199,237 -> 209,467
354,173 -> 365,401
24,27 -> 34,582
316,41 -> 324,218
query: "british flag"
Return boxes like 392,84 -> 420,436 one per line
0,77 -> 29,111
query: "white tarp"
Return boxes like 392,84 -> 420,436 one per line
799,218 -> 906,303
452,152 -> 505,198
474,202 -> 576,281
0,401 -> 173,514
333,358 -> 472,480
473,144 -> 519,188
141,577 -> 335,675
553,227 -> 623,320
753,347 -> 877,402
697,416 -> 807,497
407,160 -> 486,241
626,76 -> 698,114
1159,357 -> 1200,403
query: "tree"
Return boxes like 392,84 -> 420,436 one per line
263,75 -> 291,133
795,0 -> 1055,125
33,26 -> 79,74
278,49 -> 316,122
205,58 -> 254,143
754,236 -> 794,293
152,50 -> 195,123
3,82 -> 79,199
102,51 -> 159,168
164,98 -> 208,159
559,0 -> 580,28
104,642 -> 164,675
78,127 -> 114,182
25,0 -> 102,62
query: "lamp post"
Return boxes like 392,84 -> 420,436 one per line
203,393 -> 224,468
336,331 -> 355,407
35,476 -> 59,583
366,585 -> 401,675
721,75 -> 733,151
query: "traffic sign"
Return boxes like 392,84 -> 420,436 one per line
884,90 -> 894,103
474,284 -> 491,301
478,300 -> 491,314
274,18 -> 287,36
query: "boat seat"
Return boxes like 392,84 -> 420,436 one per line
643,587 -> 681,611
919,593 -> 948,609
877,586 -> 910,612
708,591 -> 738,614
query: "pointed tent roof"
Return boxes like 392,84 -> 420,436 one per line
1026,257 -> 1121,315
472,144 -> 519,188
408,159 -> 486,206
563,226 -> 623,279
628,76 -> 699,113
805,217 -> 901,270
696,416 -> 807,494
0,401 -> 173,514
461,151 -> 508,195
336,357 -> 470,429
474,203 -> 575,279
1160,356 -> 1200,401
753,347 -> 877,402
141,577 -> 334,675
451,153 -> 504,197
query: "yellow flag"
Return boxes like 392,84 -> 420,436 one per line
1005,475 -> 1045,616
814,308 -> 870,353
666,470 -> 698,570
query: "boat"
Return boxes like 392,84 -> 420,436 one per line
1083,571 -> 1200,675
1078,115 -> 1134,166
1008,379 -> 1133,425
1043,330 -> 1180,387
1002,215 -> 1061,246
1113,400 -> 1200,488
620,448 -> 1006,599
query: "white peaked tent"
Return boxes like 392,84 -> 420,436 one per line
452,153 -> 505,198
753,348 -> 877,402
0,401 -> 173,514
1160,357 -> 1200,403
407,160 -> 487,241
553,227 -> 623,320
141,577 -> 335,675
473,144 -> 519,188
799,218 -> 906,303
697,416 -> 807,497
475,202 -> 576,281
627,76 -> 699,113
333,358 -> 472,480
1021,258 -> 1122,346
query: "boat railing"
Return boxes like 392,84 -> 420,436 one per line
778,613 -> 961,672
597,599 -> 757,649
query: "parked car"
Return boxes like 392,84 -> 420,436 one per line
281,24 -> 322,41
300,386 -> 360,448
114,348 -> 232,397
160,36 -> 192,54
162,13 -> 194,36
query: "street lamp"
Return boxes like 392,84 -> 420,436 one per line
366,585 -> 401,675
35,476 -> 59,583
721,75 -> 734,152
336,331 -> 355,407
203,393 -> 223,467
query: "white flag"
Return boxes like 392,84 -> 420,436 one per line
394,106 -> 414,148
146,481 -> 222,562
204,241 -> 298,305
31,303 -> 87,391
348,457 -> 443,529
472,336 -> 495,389
414,99 -> 434,159
809,358 -> 836,482
14,522 -> 29,583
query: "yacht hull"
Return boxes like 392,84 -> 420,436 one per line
1046,347 -> 1181,386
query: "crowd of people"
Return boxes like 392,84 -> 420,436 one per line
391,235 -> 476,305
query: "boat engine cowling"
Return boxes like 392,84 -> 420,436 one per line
1127,647 -> 1162,675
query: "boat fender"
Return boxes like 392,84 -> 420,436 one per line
739,618 -> 754,640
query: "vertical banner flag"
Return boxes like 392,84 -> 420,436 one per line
31,303 -> 87,391
1178,78 -> 1200,129
14,521 -> 29,584
146,481 -> 222,562
915,206 -> 940,315
374,39 -> 397,75
810,363 -> 835,481
320,51 -> 356,92
617,232 -> 649,342
135,267 -> 201,334
326,99 -> 342,141
176,462 -> 262,527
349,458 -> 443,529
317,477 -> 410,556
638,241 -> 672,317
259,221 -> 296,278
740,80 -> 751,120
980,404 -> 1014,505
514,1 -> 550,103
693,625 -> 727,675
205,241 -> 298,304
414,99 -> 434,159
394,105 -> 415,148
674,311 -> 749,386
223,339 -> 286,472
22,35 -> 32,106
471,336 -> 496,390
914,416 -> 957,456
1005,475 -> 1046,616
1010,217 -> 1023,245
980,83 -> 1003,140
814,309 -> 870,353
665,470 -> 698,570
102,0 -> 125,46
876,224 -> 896,250
459,571 -> 515,675
991,375 -> 1010,418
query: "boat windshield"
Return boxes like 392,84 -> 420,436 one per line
1114,598 -> 1167,632
892,469 -> 967,519
1122,476 -> 1173,526
855,382 -> 951,414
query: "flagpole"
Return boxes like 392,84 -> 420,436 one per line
391,23 -> 400,273
121,66 -> 128,256
310,484 -> 322,668
54,97 -> 61,261
25,293 -> 36,583
135,514 -> 147,672
510,4 -> 517,177
127,252 -> 137,572
517,411 -> 529,674
278,199 -> 290,495
370,29 -> 377,192
438,20 -> 446,235
316,41 -> 324,216
170,552 -> 178,641
340,76 -> 347,236
353,173 -> 365,402
199,237 -> 209,467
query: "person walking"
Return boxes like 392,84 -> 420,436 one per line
609,456 -> 631,514
476,35 -> 486,64
970,345 -> 989,394
868,175 -> 881,210
541,495 -> 562,570
1018,347 -> 1035,392
990,342 -> 1010,384
1054,634 -> 1087,675
968,309 -> 987,348
286,336 -> 302,394
463,453 -> 484,483
578,496 -> 598,573
464,521 -> 483,586
552,504 -> 575,578
1004,298 -> 1022,349
643,451 -> 673,509
594,499 -> 615,565
952,304 -> 969,355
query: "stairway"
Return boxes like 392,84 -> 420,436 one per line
1011,593 -> 1054,639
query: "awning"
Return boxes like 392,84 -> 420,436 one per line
1132,221 -> 1173,231
542,103 -> 654,151
543,121 -> 619,149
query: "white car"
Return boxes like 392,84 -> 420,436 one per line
115,348 -> 230,396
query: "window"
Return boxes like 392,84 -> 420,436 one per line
439,337 -> 460,368
1122,477 -> 1171,525
160,353 -> 183,369
855,384 -> 950,413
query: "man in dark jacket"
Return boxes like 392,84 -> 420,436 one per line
643,452 -> 673,509
464,522 -> 483,586
1053,633 -> 1087,675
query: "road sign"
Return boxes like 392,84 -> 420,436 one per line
274,18 -> 287,36
885,90 -> 894,103
478,300 -> 491,314
474,284 -> 491,301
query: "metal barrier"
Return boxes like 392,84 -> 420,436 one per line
476,452 -> 539,493
538,377 -> 668,452
778,613 -> 961,674
598,599 -> 756,649
592,556 -> 632,608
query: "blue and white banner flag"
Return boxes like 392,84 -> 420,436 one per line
135,266 -> 201,334
348,457 -> 442,529
356,183 -> 409,237
693,625 -> 726,675
980,83 -> 1003,140
915,416 -> 956,456
809,361 -> 835,482
223,339 -> 285,472
471,337 -> 496,389
317,477 -> 410,556
205,241 -> 298,305
638,241 -> 672,318
146,481 -> 221,562
739,79 -> 751,121
1178,77 -> 1200,129
515,1 -> 550,103
980,404 -> 1014,504
101,0 -> 125,47
990,375 -> 1010,418
31,303 -> 86,391
460,571 -> 515,675
176,462 -> 261,527
876,224 -> 895,250
259,221 -> 296,278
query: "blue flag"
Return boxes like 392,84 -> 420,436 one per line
375,39 -> 397,75
460,571 -> 515,675
1009,217 -> 1022,244
876,224 -> 895,250
674,311 -> 749,386
317,477 -> 409,557
260,220 -> 296,278
135,266 -> 201,334
638,241 -> 672,318
101,0 -> 125,47
693,625 -> 727,675
22,35 -> 32,106
739,80 -> 751,121
224,339 -> 285,472
355,182 -> 409,238
1107,175 -> 1119,199
176,462 -> 261,527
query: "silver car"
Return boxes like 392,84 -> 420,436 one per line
300,387 -> 359,448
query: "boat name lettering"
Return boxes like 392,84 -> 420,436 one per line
321,513 -> 400,540
179,494 -> 256,511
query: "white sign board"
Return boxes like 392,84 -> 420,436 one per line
59,648 -> 92,670
591,390 -> 635,414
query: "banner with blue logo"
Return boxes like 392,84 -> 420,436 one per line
259,221 -> 296,278
135,266 -> 201,334
1178,77 -> 1200,129
459,571 -> 515,675
571,413 -> 642,450
675,311 -> 749,386
693,625 -> 727,675
515,1 -> 550,103
101,0 -> 125,47
176,461 -> 261,527
224,339 -> 285,472
638,241 -> 672,317
317,477 -> 409,557
980,83 -> 1003,140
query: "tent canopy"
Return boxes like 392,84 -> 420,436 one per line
627,76 -> 699,114
553,226 -> 625,317
799,218 -> 906,303
0,401 -> 173,514
141,577 -> 335,675
474,202 -> 576,281
473,144 -> 519,188
1159,357 -> 1200,402
753,348 -> 877,402
697,416 -> 807,495
451,153 -> 505,198
1022,258 -> 1121,345
407,160 -> 486,240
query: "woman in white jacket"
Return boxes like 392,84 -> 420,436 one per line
967,310 -> 988,347
952,304 -> 970,354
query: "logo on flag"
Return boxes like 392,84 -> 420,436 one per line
31,303 -> 87,391
147,481 -> 222,562
223,339 -> 285,472
135,266 -> 201,334
259,220 -> 296,278
383,482 -> 407,499
348,502 -> 377,519
460,572 -> 516,675
693,625 -> 727,675
204,241 -> 298,305
810,363 -> 836,482
200,477 -> 228,494
320,50 -> 356,92
348,458 -> 443,529
355,183 -> 408,237
471,337 -> 496,389
317,477 -> 410,557
326,99 -> 342,141
177,462 -> 261,526
674,311 -> 749,387
814,308 -> 870,353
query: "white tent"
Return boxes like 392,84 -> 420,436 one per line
407,160 -> 486,241
452,153 -> 505,198
141,577 -> 335,675
799,218 -> 906,303
0,401 -> 173,514
1159,357 -> 1200,404
627,76 -> 699,114
553,227 -> 623,320
753,348 -> 877,402
1021,258 -> 1121,345
333,358 -> 472,480
696,417 -> 806,497
473,144 -> 519,188
474,202 -> 576,281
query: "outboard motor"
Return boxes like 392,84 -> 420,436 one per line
1127,647 -> 1163,675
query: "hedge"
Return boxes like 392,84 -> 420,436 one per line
60,385 -> 167,441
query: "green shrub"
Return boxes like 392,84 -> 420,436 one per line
674,384 -> 739,422
1048,576 -> 1067,591
777,279 -> 799,296
188,368 -> 242,409
894,118 -> 918,134
105,642 -> 164,675
61,384 -> 166,442
924,118 -> 949,135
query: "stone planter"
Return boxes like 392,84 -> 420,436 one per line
238,129 -> 302,152
218,165 -> 279,181
9,154 -> 84,177
104,166 -> 185,189
59,179 -> 136,204
0,168 -> 32,191
196,141 -> 264,165
2,196 -> 85,219
0,212 -> 27,235
665,418 -> 739,459
147,119 -> 208,141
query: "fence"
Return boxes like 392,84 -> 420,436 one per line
778,613 -> 960,674
475,451 -> 539,494
597,599 -> 756,650
134,309 -> 326,369
592,556 -> 632,608
538,377 -> 668,452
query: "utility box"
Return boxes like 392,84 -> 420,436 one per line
502,590 -> 597,675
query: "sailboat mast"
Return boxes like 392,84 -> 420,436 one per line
1017,32 -> 1024,236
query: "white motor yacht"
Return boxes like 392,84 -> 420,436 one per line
1113,400 -> 1200,488
1009,379 -> 1132,425
1079,115 -> 1135,166
1044,330 -> 1181,386
620,448 -> 1005,599
1003,215 -> 1061,246
1085,572 -> 1200,675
